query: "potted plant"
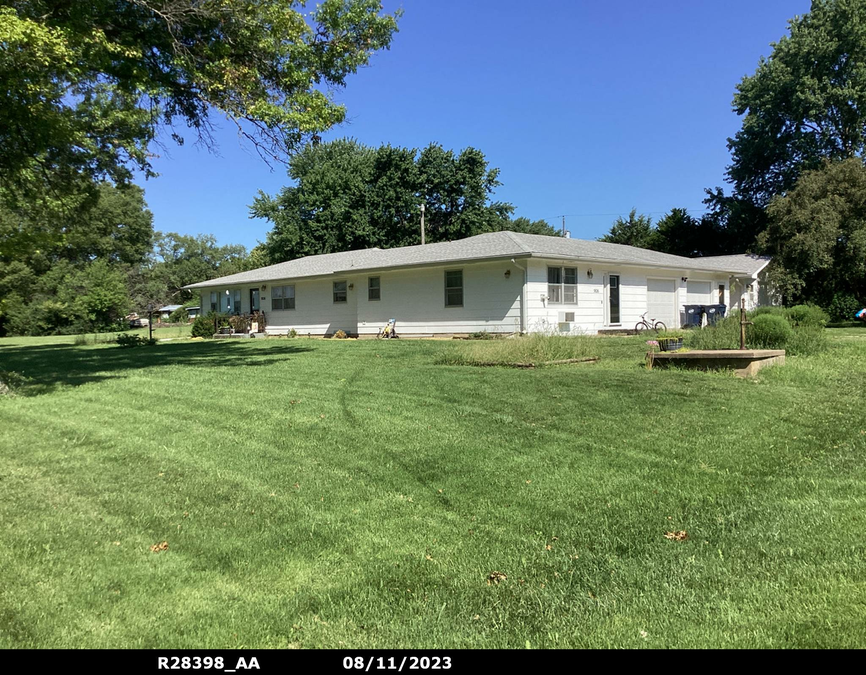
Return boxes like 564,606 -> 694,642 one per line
229,314 -> 247,334
656,330 -> 685,352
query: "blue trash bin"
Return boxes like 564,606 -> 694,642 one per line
683,304 -> 704,328
706,304 -> 726,325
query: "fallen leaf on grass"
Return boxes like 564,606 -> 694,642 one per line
150,541 -> 169,553
664,531 -> 688,541
487,571 -> 507,585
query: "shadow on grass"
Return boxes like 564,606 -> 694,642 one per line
0,340 -> 314,396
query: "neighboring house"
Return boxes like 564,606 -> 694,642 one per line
184,231 -> 771,336
185,306 -> 201,320
155,304 -> 183,321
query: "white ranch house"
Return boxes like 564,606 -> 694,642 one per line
185,231 -> 771,337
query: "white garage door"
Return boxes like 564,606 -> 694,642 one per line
646,278 -> 677,328
687,280 -> 712,305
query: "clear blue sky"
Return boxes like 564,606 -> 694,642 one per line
138,0 -> 811,249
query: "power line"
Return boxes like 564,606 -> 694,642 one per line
537,208 -> 712,222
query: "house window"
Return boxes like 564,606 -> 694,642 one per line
220,289 -> 242,314
209,292 -> 218,312
333,281 -> 348,303
445,270 -> 463,307
368,277 -> 381,301
548,266 -> 577,304
271,285 -> 295,311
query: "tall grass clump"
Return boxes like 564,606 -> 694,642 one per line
685,315 -> 740,350
686,308 -> 828,355
436,333 -> 597,367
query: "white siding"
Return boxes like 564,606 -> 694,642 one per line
200,258 -> 738,336
354,262 -> 523,335
202,260 -> 522,336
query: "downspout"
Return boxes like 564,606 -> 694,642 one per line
511,258 -> 528,334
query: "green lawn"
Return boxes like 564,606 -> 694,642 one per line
0,330 -> 864,648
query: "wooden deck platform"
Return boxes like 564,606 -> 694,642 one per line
651,349 -> 786,377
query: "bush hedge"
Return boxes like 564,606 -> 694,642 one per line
191,314 -> 218,339
827,293 -> 862,322
749,314 -> 793,349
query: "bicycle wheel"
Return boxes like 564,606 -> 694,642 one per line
652,321 -> 667,332
634,321 -> 649,333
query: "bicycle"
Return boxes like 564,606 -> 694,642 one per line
634,312 -> 666,333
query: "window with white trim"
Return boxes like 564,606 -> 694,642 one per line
271,285 -> 295,311
333,281 -> 348,303
547,266 -> 577,304
209,291 -> 218,312
368,276 -> 381,301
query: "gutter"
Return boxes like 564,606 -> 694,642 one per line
183,251 -> 760,291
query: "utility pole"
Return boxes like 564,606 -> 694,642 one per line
420,202 -> 426,245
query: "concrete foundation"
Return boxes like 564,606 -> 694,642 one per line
651,349 -> 786,377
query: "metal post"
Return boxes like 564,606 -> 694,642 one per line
420,202 -> 426,245
739,298 -> 751,350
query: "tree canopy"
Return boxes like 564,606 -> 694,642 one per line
251,139 -> 557,263
0,1 -> 399,200
599,210 -> 657,249
760,158 -> 866,306
728,0 -> 866,207
0,182 -> 154,334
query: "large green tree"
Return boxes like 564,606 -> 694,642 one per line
760,158 -> 866,306
693,0 -> 866,256
0,1 -> 399,200
0,182 -> 154,334
727,0 -> 866,207
252,139 -> 557,263
599,210 -> 659,249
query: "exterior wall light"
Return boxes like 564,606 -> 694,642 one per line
681,277 -> 688,283
504,269 -> 511,279
587,269 -> 593,279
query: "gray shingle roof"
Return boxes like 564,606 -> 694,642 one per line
184,231 -> 770,289
689,253 -> 771,276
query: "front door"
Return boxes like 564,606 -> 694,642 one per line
250,288 -> 260,312
608,274 -> 621,325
